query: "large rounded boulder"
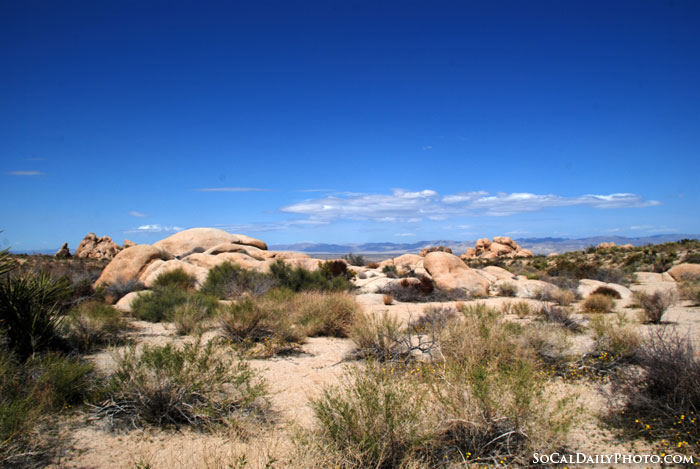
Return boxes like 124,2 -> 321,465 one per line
153,228 -> 267,257
94,245 -> 164,287
423,252 -> 490,296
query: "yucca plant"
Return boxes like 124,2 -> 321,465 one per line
0,272 -> 72,359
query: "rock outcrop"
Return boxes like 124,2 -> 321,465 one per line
94,245 -> 164,287
423,251 -> 490,296
419,246 -> 452,257
75,233 -> 122,260
55,243 -> 71,258
667,263 -> 700,281
460,237 -> 533,260
153,228 -> 267,257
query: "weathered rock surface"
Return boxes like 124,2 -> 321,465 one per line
139,259 -> 210,288
667,263 -> 700,281
76,233 -> 121,260
114,290 -> 150,313
634,271 -> 676,284
491,278 -> 557,298
461,236 -> 533,260
423,252 -> 490,295
55,243 -> 71,258
95,245 -> 164,287
153,228 -> 267,257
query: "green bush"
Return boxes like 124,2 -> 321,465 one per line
591,286 -> 622,299
152,268 -> 197,291
131,287 -> 219,322
200,262 -> 274,299
65,300 -> 129,351
269,260 -> 353,292
98,339 -> 267,430
342,252 -> 366,267
171,298 -> 211,336
0,272 -> 72,359
311,363 -> 429,468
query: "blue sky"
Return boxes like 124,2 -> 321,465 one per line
1,0 -> 699,251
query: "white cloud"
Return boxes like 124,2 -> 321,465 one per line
281,189 -> 660,222
7,171 -> 43,176
422,146 -> 432,150
128,211 -> 149,218
395,233 -> 416,237
126,224 -> 183,233
194,187 -> 269,192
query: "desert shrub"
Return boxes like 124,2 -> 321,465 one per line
0,272 -> 72,359
608,329 -> 699,455
366,262 -> 380,269
96,339 -> 267,430
634,290 -> 676,324
512,301 -> 533,318
582,293 -> 614,313
379,276 -> 469,303
296,292 -> 358,337
679,281 -> 700,305
551,288 -> 576,306
0,249 -> 16,277
310,363 -> 430,468
64,300 -> 129,351
382,265 -> 398,278
350,312 -> 406,361
219,296 -> 303,357
171,298 -> 212,336
591,285 -> 621,299
496,282 -> 518,297
152,268 -> 197,291
313,304 -> 574,466
382,294 -> 393,305
584,314 -> 640,375
131,287 -> 219,322
1,346 -> 99,465
538,304 -> 581,332
682,252 -> 700,264
408,305 -> 456,334
269,260 -> 353,292
342,252 -> 366,267
200,262 -> 275,299
103,279 -> 146,303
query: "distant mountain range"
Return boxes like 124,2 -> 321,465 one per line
271,234 -> 700,256
11,233 -> 699,256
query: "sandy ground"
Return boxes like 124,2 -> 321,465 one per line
49,279 -> 699,468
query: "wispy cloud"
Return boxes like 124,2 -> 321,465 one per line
125,224 -> 183,233
422,146 -> 432,150
7,171 -> 43,176
395,233 -> 416,237
128,211 -> 149,218
193,187 -> 270,192
281,189 -> 661,222
296,188 -> 334,193
213,219 -> 329,233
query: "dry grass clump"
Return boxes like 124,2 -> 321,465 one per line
94,339 -> 267,430
583,314 -> 640,376
64,300 -> 130,351
679,280 -> 700,305
538,304 -> 581,332
382,294 -> 393,305
633,290 -> 677,324
582,293 -> 614,313
171,297 -> 213,336
219,290 -> 359,357
512,301 -> 533,318
607,329 -> 699,456
309,304 -> 576,467
496,282 -> 518,297
296,292 -> 358,337
349,312 -> 406,362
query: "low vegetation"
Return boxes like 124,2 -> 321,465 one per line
634,290 -> 676,324
608,328 -> 699,457
131,286 -> 219,322
95,339 -> 267,430
582,293 -> 615,314
64,300 -> 129,351
309,303 -> 576,467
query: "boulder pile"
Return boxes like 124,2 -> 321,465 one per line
76,233 -> 122,260
460,236 -> 533,260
